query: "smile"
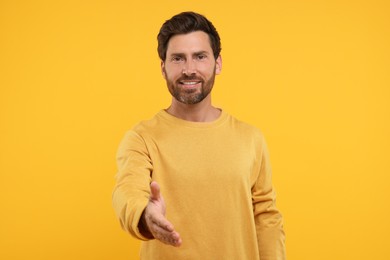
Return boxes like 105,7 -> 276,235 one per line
180,81 -> 201,85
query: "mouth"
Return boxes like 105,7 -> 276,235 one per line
179,80 -> 202,88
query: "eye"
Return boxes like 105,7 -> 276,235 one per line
197,54 -> 207,60
171,56 -> 184,63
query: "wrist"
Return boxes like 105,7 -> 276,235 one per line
138,210 -> 154,239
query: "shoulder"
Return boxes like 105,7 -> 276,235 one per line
129,111 -> 165,136
117,112 -> 161,146
227,113 -> 265,141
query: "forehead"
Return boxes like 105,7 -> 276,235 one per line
166,31 -> 212,55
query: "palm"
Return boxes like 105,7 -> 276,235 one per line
142,181 -> 182,247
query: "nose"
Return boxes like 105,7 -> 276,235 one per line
182,60 -> 196,76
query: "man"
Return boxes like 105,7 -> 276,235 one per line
113,11 -> 286,259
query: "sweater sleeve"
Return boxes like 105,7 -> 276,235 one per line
252,132 -> 286,260
112,130 -> 152,240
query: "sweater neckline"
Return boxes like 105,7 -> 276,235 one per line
157,109 -> 229,128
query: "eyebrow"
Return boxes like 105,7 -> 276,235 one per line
169,51 -> 210,57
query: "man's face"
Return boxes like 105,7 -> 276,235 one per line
161,31 -> 222,105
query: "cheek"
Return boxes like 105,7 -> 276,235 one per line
165,67 -> 182,80
198,62 -> 216,74
198,67 -> 214,78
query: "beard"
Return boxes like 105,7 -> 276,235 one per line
165,68 -> 216,105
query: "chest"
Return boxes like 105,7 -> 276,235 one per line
148,130 -> 256,189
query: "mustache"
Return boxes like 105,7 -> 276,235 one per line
177,76 -> 203,81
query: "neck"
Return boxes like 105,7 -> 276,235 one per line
166,95 -> 221,122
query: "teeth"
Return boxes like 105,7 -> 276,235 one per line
181,81 -> 198,85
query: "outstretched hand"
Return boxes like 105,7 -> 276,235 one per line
141,181 -> 182,247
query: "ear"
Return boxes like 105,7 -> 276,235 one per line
215,55 -> 222,75
161,60 -> 166,79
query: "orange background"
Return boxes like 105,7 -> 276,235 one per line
1,0 -> 389,259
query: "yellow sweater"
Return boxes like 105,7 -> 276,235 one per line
113,110 -> 286,260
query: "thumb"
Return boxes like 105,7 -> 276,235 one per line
150,181 -> 161,201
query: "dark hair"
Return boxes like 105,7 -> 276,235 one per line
157,11 -> 221,61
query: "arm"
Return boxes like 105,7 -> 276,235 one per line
252,133 -> 286,260
112,130 -> 152,240
112,130 -> 181,246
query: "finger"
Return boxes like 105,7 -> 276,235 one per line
149,212 -> 174,232
150,224 -> 182,246
150,181 -> 161,201
173,236 -> 182,247
168,231 -> 182,247
161,233 -> 182,247
150,223 -> 177,239
156,233 -> 181,247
